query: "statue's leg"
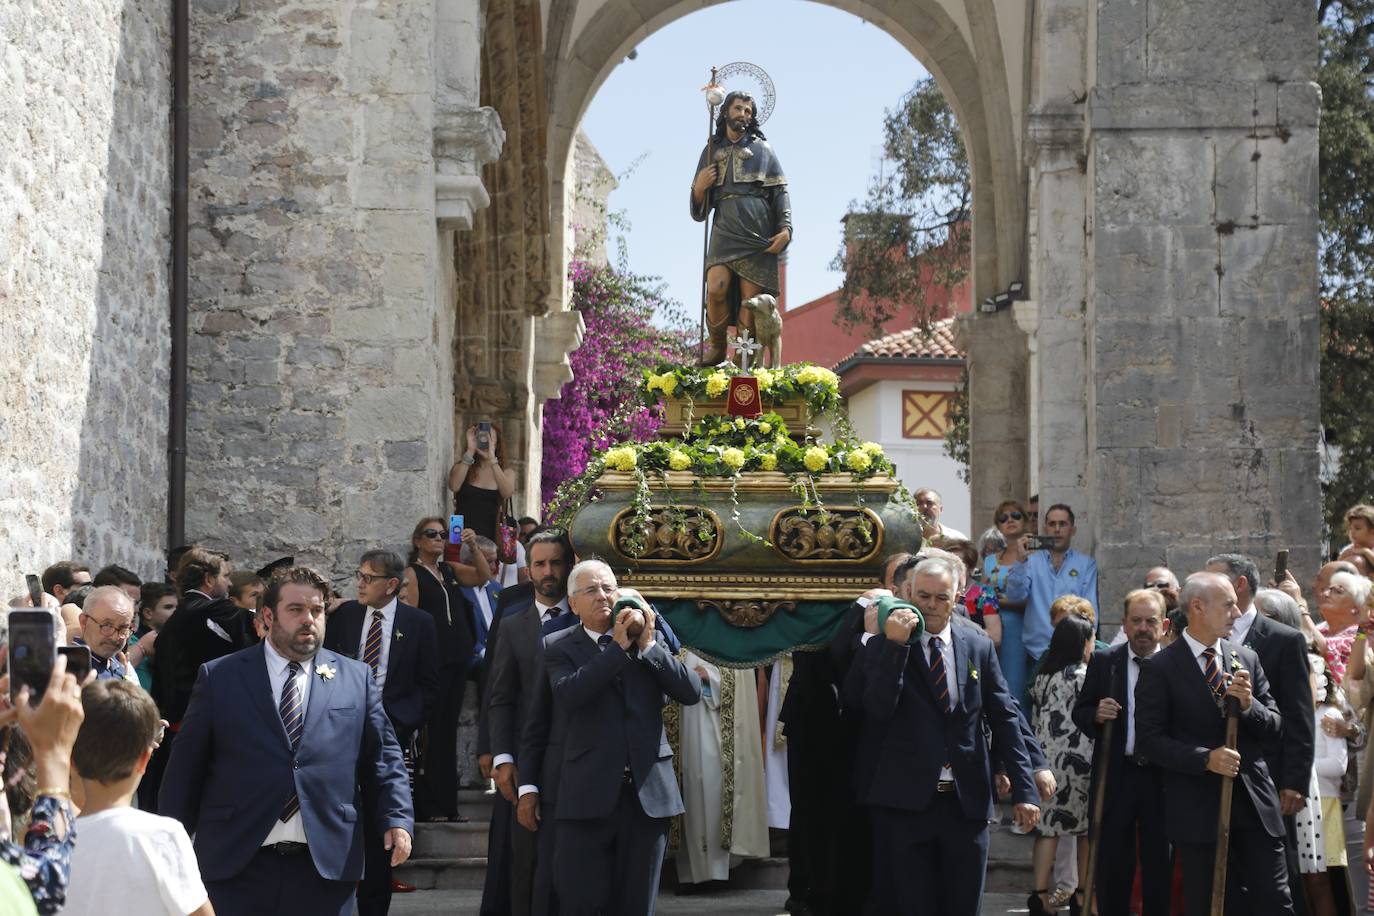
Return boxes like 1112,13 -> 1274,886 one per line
702,265 -> 733,365
736,277 -> 764,338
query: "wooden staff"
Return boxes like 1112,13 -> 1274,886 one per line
1081,717 -> 1113,915
1210,696 -> 1241,916
1082,657 -> 1121,915
698,66 -> 719,359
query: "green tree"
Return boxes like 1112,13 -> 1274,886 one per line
1319,1 -> 1374,541
833,77 -> 972,477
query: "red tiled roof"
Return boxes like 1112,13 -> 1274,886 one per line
840,316 -> 964,363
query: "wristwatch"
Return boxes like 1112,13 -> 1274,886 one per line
461,452 -> 475,466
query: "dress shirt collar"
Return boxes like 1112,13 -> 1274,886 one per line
1181,627 -> 1223,661
919,624 -> 953,652
583,625 -> 610,647
364,596 -> 398,619
1230,605 -> 1257,645
263,637 -> 311,677
536,596 -> 569,619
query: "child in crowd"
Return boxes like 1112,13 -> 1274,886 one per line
65,681 -> 211,916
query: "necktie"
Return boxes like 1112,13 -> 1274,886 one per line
1201,647 -> 1226,699
547,605 -> 562,619
929,636 -> 950,712
362,609 -> 385,679
598,634 -> 613,650
279,661 -> 303,821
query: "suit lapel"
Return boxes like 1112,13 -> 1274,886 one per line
951,628 -> 970,713
1111,644 -> 1129,705
245,643 -> 292,752
302,649 -> 336,740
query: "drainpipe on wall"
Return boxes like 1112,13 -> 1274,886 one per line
167,0 -> 189,551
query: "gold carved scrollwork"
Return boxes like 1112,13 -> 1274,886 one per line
610,507 -> 722,563
771,506 -> 882,563
695,599 -> 797,629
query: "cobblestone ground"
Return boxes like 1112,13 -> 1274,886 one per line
386,889 -> 1030,914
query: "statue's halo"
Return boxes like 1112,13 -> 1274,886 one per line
716,61 -> 776,125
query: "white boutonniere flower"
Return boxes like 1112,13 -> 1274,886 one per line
395,630 -> 404,640
1230,653 -> 1242,671
316,663 -> 337,681
970,666 -> 979,682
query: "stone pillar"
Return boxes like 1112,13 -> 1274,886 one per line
964,312 -> 1031,538
1088,0 -> 1322,604
186,0 -> 468,576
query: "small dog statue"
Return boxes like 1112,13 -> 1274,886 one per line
741,294 -> 782,369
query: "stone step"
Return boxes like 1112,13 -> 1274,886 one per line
397,822 -> 1035,894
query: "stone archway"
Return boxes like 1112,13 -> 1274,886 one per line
540,0 -> 1035,530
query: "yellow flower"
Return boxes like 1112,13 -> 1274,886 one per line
759,453 -> 778,471
668,449 -> 692,471
604,446 -> 637,471
795,365 -> 822,385
803,447 -> 830,473
705,372 -> 729,398
861,441 -> 884,456
846,449 -> 873,472
754,367 -> 775,390
758,422 -> 772,434
657,373 -> 678,396
734,417 -> 746,430
721,448 -> 746,470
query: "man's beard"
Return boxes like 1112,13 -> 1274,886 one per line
535,576 -> 564,601
729,117 -> 748,133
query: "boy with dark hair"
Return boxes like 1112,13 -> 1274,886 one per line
67,680 -> 212,915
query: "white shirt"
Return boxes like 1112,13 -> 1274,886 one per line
1231,605 -> 1258,647
355,598 -> 397,691
261,640 -> 313,845
472,584 -> 497,633
67,807 -> 208,916
1124,648 -> 1156,755
919,626 -> 957,781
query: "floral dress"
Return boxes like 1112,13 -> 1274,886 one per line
0,795 -> 76,914
1029,663 -> 1093,836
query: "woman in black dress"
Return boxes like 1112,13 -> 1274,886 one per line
446,424 -> 516,561
401,515 -> 478,821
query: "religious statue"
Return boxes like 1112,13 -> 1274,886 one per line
690,90 -> 792,365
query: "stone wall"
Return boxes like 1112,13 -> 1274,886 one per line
0,0 -> 172,590
184,0 -> 451,581
1088,0 -> 1322,604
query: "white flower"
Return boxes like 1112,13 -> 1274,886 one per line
316,663 -> 337,681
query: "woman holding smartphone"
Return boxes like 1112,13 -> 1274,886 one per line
447,424 -> 516,548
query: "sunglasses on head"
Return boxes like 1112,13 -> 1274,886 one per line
421,529 -> 446,539
996,511 -> 1024,523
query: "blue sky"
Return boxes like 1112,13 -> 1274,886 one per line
579,0 -> 930,317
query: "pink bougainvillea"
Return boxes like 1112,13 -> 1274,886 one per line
540,261 -> 692,509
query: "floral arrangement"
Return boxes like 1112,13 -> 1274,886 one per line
544,408 -> 903,533
641,361 -> 843,416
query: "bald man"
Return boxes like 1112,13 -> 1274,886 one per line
1135,572 -> 1291,915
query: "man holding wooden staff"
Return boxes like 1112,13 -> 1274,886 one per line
1136,571 -> 1294,915
1071,588 -> 1171,916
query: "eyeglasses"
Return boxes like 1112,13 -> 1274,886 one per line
356,571 -> 394,585
575,584 -> 616,597
420,529 -> 446,539
996,512 -> 1024,523
1145,581 -> 1173,590
92,620 -> 134,637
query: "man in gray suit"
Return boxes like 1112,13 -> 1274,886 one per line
483,530 -> 573,915
537,559 -> 701,916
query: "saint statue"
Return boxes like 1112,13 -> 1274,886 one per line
690,91 -> 792,365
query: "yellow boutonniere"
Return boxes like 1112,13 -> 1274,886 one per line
1230,654 -> 1241,670
970,666 -> 979,681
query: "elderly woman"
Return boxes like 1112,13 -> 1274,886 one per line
1316,572 -> 1374,712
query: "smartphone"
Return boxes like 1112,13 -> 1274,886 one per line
8,610 -> 57,706
58,646 -> 93,685
450,514 -> 464,545
1274,549 -> 1289,585
26,574 -> 43,607
477,420 -> 491,452
1025,535 -> 1057,551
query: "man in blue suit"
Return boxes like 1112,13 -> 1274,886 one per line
845,557 -> 1040,916
325,549 -> 439,914
542,559 -> 701,915
160,565 -> 414,916
1136,571 -> 1292,915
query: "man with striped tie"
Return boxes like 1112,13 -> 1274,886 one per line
843,557 -> 1041,916
1136,571 -> 1293,915
159,565 -> 414,916
325,550 -> 439,914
